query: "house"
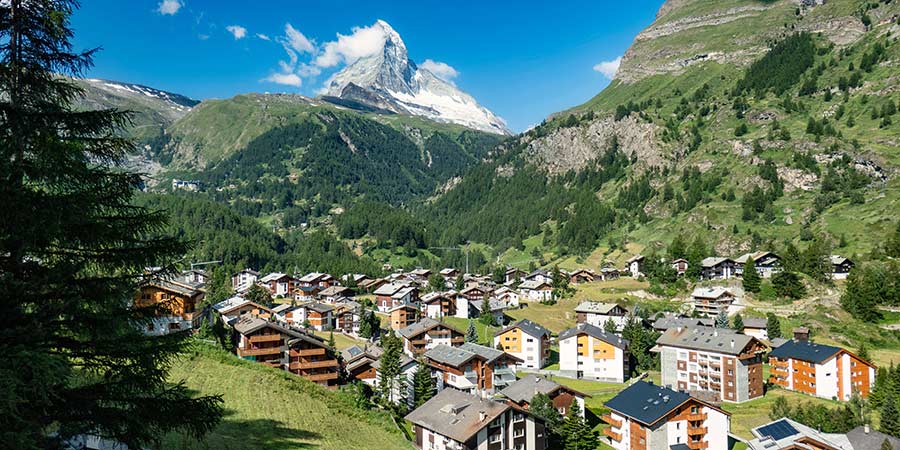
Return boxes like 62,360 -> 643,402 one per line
298,272 -> 336,289
523,269 -> 553,285
360,277 -> 388,292
233,316 -> 339,386
396,318 -> 465,357
492,286 -> 520,308
374,352 -> 418,406
439,268 -> 459,281
409,268 -> 432,281
650,314 -> 712,333
830,255 -> 855,280
258,272 -> 297,297
748,417 -> 900,450
568,269 -> 597,284
341,344 -> 383,386
655,326 -> 768,403
421,291 -> 457,319
374,282 -> 419,312
741,317 -> 769,340
231,269 -> 259,292
425,343 -> 521,397
212,296 -> 273,322
558,323 -> 630,383
181,268 -> 208,285
691,287 -> 737,317
333,300 -> 362,335
498,374 -> 589,418
599,267 -> 621,281
735,251 -> 782,278
343,273 -> 372,287
574,301 -> 629,330
700,257 -> 736,280
135,277 -> 205,335
671,258 -> 689,276
769,339 -> 876,401
504,267 -> 526,284
295,302 -> 334,331
518,279 -> 553,302
458,285 -> 490,303
457,298 -> 508,324
493,320 -> 551,369
405,388 -> 548,450
601,381 -> 731,450
626,255 -> 645,277
293,284 -> 322,302
317,285 -> 352,303
389,303 -> 420,331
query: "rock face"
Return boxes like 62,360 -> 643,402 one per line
320,20 -> 509,135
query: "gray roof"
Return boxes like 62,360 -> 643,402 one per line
604,381 -> 693,426
626,255 -> 644,263
748,417 -> 852,450
701,257 -> 733,268
498,374 -> 588,404
372,352 -> 415,370
271,303 -> 294,314
495,319 -> 549,339
405,388 -> 511,443
558,323 -> 629,350
846,426 -> 900,450
652,314 -> 706,331
425,343 -> 517,367
574,301 -> 626,315
397,318 -> 454,339
233,316 -> 326,348
742,317 -> 768,329
769,339 -> 843,364
830,255 -> 853,265
303,302 -> 334,314
691,287 -> 734,299
656,326 -> 764,356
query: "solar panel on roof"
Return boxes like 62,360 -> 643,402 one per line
756,419 -> 798,441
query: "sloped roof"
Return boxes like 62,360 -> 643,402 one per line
519,279 -> 551,290
604,381 -> 699,426
259,272 -> 290,283
626,255 -> 645,263
558,323 -> 629,349
742,317 -> 768,329
373,282 -> 405,296
690,287 -> 734,299
768,339 -> 843,364
701,257 -> 734,268
425,342 -> 519,368
302,302 -> 334,314
405,388 -> 510,443
656,326 -> 763,356
830,255 -> 852,265
574,301 -> 626,315
495,319 -> 549,339
498,374 -> 589,404
397,318 -> 460,339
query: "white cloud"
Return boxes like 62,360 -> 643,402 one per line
198,34 -> 210,41
156,0 -> 182,15
592,56 -> 622,79
314,22 -> 387,68
226,25 -> 247,40
263,73 -> 302,87
256,33 -> 270,41
420,59 -> 459,82
283,23 -> 314,54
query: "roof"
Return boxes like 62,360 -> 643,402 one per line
271,303 -> 293,314
830,255 -> 852,265
670,445 -> 691,450
259,272 -> 290,283
421,291 -> 451,304
411,268 -> 432,276
574,301 -> 626,315
748,417 -> 852,450
652,315 -> 706,330
558,323 -> 629,349
701,257 -> 733,268
298,272 -> 327,283
656,326 -> 763,356
626,254 -> 645,263
144,277 -> 204,297
519,279 -> 551,290
768,339 -> 843,364
691,287 -> 734,299
318,286 -> 350,297
468,298 -> 507,313
302,302 -> 334,314
405,388 -> 511,443
425,342 -> 518,367
498,374 -> 589,404
213,296 -> 249,313
742,317 -> 768,329
734,251 -> 779,264
372,352 -> 415,370
495,319 -> 549,339
387,303 -> 419,313
604,381 -> 700,426
231,316 -> 321,348
397,318 -> 460,339
845,426 -> 900,450
373,282 -> 405,296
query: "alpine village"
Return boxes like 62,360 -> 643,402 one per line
4,0 -> 900,450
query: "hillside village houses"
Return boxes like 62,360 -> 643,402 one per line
135,276 -> 206,336
830,255 -> 855,280
425,342 -> 521,397
691,286 -> 737,317
558,323 -> 630,382
493,319 -> 551,370
498,374 -> 589,418
626,254 -> 645,277
574,301 -> 630,330
769,338 -> 876,401
734,251 -> 782,278
700,257 -> 736,280
397,318 -> 466,357
747,417 -> 900,450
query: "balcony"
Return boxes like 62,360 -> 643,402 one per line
249,334 -> 282,344
601,414 -> 622,428
602,428 -> 622,442
239,346 -> 283,357
686,413 -> 707,422
688,427 -> 707,436
305,372 -> 339,382
290,348 -> 326,357
688,441 -> 709,450
289,359 -> 338,370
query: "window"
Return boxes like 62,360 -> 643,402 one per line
527,338 -> 534,343
489,433 -> 502,444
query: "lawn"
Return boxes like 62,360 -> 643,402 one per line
161,343 -> 413,450
720,389 -> 841,439
312,330 -> 366,351
442,316 -> 499,345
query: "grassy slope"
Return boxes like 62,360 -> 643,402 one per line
161,344 -> 412,450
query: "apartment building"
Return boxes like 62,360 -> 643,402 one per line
397,318 -> 465,357
574,301 -> 629,330
233,316 -> 339,386
558,323 -> 630,383
425,343 -> 520,397
769,339 -> 876,401
493,319 -> 551,369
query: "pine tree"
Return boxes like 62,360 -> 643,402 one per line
0,1 -> 223,447
455,274 -> 465,291
732,314 -> 745,331
359,309 -> 375,339
378,331 -> 403,405
603,317 -> 618,334
530,392 -> 563,445
479,296 -> 494,325
881,395 -> 900,438
770,396 -> 792,419
466,319 -> 478,343
881,438 -> 894,450
767,313 -> 783,339
245,283 -> 273,305
716,311 -> 730,328
560,403 -> 597,450
412,359 -> 435,408
857,343 -> 870,363
328,331 -> 337,352
743,257 -> 761,293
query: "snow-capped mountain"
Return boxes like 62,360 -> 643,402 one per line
82,78 -> 199,115
321,20 -> 510,135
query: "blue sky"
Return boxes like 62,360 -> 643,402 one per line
72,1 -> 663,132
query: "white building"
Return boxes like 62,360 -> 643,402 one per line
493,319 -> 551,369
558,323 -> 630,383
574,301 -> 629,330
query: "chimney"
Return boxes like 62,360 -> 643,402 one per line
479,411 -> 486,422
793,327 -> 810,342
730,339 -> 735,349
864,424 -> 870,433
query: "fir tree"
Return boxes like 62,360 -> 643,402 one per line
732,314 -> 745,331
530,392 -> 563,445
881,438 -> 894,450
715,311 -> 730,328
770,396 -> 792,419
743,257 -> 762,293
455,274 -> 465,291
378,331 -> 403,405
881,395 -> 900,438
412,359 -> 435,408
466,319 -> 478,343
245,283 -> 273,305
479,296 -> 495,325
857,343 -> 871,363
603,317 -> 618,334
427,273 -> 444,292
328,331 -> 337,353
0,1 -> 223,447
767,313 -> 783,339
359,308 -> 377,339
561,403 -> 597,450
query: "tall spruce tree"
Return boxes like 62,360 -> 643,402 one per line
732,313 -> 745,331
412,359 -> 435,408
378,331 -> 402,405
715,311 -> 730,328
560,404 -> 597,450
466,319 -> 478,343
882,395 -> 900,438
0,1 -> 223,448
742,257 -> 761,293
767,313 -> 783,339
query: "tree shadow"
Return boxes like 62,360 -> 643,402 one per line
584,406 -> 604,431
158,407 -> 322,450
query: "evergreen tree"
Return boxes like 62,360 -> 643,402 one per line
530,392 -> 563,444
427,273 -> 445,292
770,396 -> 792,419
378,331 -> 403,405
245,283 -> 273,305
359,308 -> 377,339
767,313 -> 783,339
479,296 -> 495,325
857,343 -> 871,363
881,395 -> 900,438
466,319 -> 478,343
603,317 -> 618,334
412,359 -> 435,408
561,404 -> 597,450
455,274 -> 465,291
715,311 -> 730,328
328,331 -> 337,353
772,271 -> 806,299
881,438 -> 894,450
743,257 -> 762,293
0,1 -> 223,447
732,313 -> 745,331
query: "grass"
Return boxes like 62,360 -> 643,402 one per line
312,330 -> 366,351
721,388 -> 841,439
161,343 -> 412,450
441,316 -> 499,345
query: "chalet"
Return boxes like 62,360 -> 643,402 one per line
317,285 -> 352,303
333,300 -> 362,335
651,314 -> 713,332
421,291 -> 456,319
360,277 -> 388,293
409,268 -> 432,281
135,277 -> 205,335
406,388 -> 548,450
523,269 -> 552,285
439,268 -> 459,281
212,296 -> 273,322
830,255 -> 855,280
458,285 -> 490,302
456,297 -> 508,324
735,251 -> 782,278
518,279 -> 553,302
769,339 -> 875,401
626,255 -> 645,277
568,269 -> 597,284
233,316 -> 339,386
504,267 -> 527,284
425,343 -> 521,397
671,258 -> 689,276
700,257 -> 736,280
389,303 -> 420,331
691,287 -> 736,317
374,282 -> 418,312
397,318 -> 465,357
341,344 -> 383,386
493,320 -> 551,369
748,418 -> 900,450
295,302 -> 334,331
558,323 -> 630,383
293,284 -> 322,302
181,269 -> 208,285
492,286 -> 520,308
741,317 -> 769,340
258,272 -> 296,297
343,273 -> 372,287
272,304 -> 303,326
655,326 -> 768,403
231,268 -> 259,292
599,267 -> 621,281
602,381 -> 731,450
574,301 -> 629,330
499,374 -> 589,418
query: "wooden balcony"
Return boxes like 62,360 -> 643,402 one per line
290,348 -> 326,357
688,427 -> 707,436
260,359 -> 282,368
289,359 -> 338,370
238,346 -> 283,357
602,428 -> 622,442
688,441 -> 709,449
249,334 -> 283,344
601,414 -> 622,428
686,413 -> 707,422
305,372 -> 339,382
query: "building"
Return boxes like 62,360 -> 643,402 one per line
568,269 -> 597,284
135,277 -> 205,335
397,318 -> 465,357
671,258 -> 689,276
291,302 -> 334,331
504,267 -> 526,284
493,320 -> 551,369
741,317 -> 769,340
651,314 -> 711,333
558,323 -> 630,382
700,257 -> 736,280
233,316 -> 339,386
518,279 -> 553,302
748,418 -> 900,450
626,255 -> 645,277
298,272 -> 336,289
523,269 -> 552,285
258,272 -> 296,297
374,352 -> 418,406
374,282 -> 419,312
830,255 -> 855,280
421,291 -> 457,319
333,300 -> 362,335
499,374 -> 589,418
574,301 -> 629,330
212,296 -> 273,322
599,267 -> 621,281
655,326 -> 768,403
405,388 -> 548,450
735,251 -> 782,278
492,286 -> 520,308
602,381 -> 731,450
690,287 -> 736,317
341,344 -> 383,385
231,269 -> 259,292
389,303 -> 420,331
425,343 -> 521,397
457,297 -> 508,324
769,339 -> 876,401
317,285 -> 353,303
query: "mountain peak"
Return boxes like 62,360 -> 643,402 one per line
321,20 -> 509,135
